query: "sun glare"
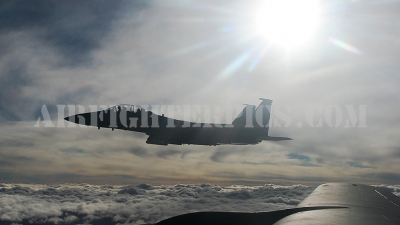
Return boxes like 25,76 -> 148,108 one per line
254,0 -> 321,49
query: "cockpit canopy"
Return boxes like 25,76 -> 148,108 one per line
107,104 -> 143,113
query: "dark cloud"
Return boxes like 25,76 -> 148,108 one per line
0,62 -> 32,121
118,185 -> 142,195
129,147 -> 152,158
0,139 -> 35,148
59,147 -> 86,154
137,183 -> 153,190
156,149 -> 181,159
210,148 -> 251,163
0,0 -> 135,66
224,189 -> 252,200
347,161 -> 376,169
0,155 -> 34,167
210,149 -> 231,163
180,149 -> 197,159
55,85 -> 98,106
0,1 -> 148,122
0,172 -> 140,184
372,173 -> 400,184
287,153 -> 318,167
287,153 -> 311,162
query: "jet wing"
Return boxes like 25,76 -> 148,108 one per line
150,183 -> 400,225
276,183 -> 400,225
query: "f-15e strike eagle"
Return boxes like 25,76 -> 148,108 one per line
64,98 -> 291,146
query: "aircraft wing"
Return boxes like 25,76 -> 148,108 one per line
150,183 -> 400,225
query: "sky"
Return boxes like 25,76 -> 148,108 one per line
1,0 -> 400,186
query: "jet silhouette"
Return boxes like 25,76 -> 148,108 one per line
64,98 -> 291,146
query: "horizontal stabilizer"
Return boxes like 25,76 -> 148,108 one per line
262,136 -> 292,141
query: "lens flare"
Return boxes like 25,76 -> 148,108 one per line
254,0 -> 321,49
329,37 -> 363,55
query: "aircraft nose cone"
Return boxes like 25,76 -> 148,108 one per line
64,113 -> 92,126
64,115 -> 79,123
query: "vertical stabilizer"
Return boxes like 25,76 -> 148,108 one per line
255,98 -> 272,127
232,105 -> 255,127
232,98 -> 273,129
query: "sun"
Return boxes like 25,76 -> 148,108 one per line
253,0 -> 321,49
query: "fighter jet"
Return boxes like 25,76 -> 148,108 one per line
64,98 -> 291,146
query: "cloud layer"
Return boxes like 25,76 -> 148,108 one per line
1,183 -> 399,225
0,183 -> 314,225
